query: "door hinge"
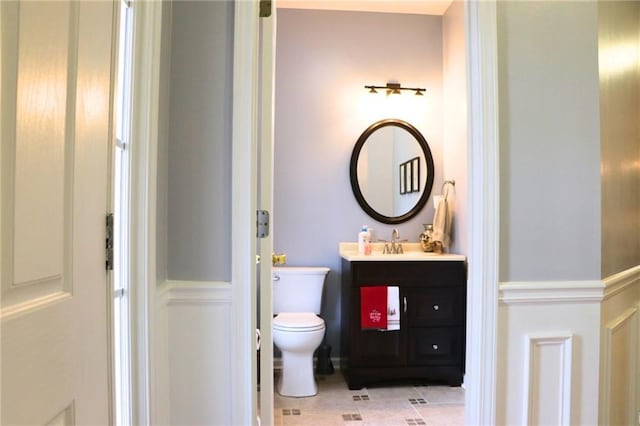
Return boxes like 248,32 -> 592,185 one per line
106,213 -> 114,271
257,210 -> 270,238
259,0 -> 271,18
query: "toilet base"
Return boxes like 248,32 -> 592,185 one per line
277,351 -> 317,397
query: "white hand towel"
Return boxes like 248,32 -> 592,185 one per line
386,286 -> 400,331
432,184 -> 454,249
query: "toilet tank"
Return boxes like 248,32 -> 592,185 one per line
272,266 -> 330,314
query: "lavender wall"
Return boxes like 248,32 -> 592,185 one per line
275,9 -> 445,354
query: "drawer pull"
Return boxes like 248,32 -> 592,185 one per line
432,344 -> 439,350
433,304 -> 439,311
403,297 -> 407,313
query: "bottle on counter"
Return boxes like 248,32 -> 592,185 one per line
358,225 -> 368,255
364,227 -> 372,255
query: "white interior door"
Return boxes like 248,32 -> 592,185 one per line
258,6 -> 277,426
1,1 -> 116,424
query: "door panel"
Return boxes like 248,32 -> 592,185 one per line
1,1 -> 115,424
2,0 -> 76,307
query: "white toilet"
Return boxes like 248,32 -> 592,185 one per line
272,266 -> 330,397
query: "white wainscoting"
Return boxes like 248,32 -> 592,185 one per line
600,265 -> 640,426
155,280 -> 232,426
153,283 -> 171,425
497,280 -> 604,425
522,333 -> 573,425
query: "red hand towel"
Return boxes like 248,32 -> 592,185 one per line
360,286 -> 388,329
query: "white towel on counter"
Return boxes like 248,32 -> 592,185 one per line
386,286 -> 400,331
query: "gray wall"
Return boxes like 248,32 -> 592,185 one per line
497,1 -> 602,282
598,0 -> 640,278
167,0 -> 234,281
274,9 -> 445,354
156,1 -> 172,284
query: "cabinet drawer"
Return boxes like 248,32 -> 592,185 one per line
406,287 -> 465,326
352,261 -> 465,287
407,327 -> 463,366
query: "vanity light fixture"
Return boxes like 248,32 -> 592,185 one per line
364,82 -> 426,96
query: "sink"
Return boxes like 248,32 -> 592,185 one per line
339,242 -> 466,262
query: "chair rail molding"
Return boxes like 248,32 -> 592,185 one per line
163,280 -> 232,305
603,265 -> 640,300
499,280 -> 605,304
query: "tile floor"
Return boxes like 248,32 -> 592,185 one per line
272,372 -> 464,426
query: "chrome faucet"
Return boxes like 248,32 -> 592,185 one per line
382,229 -> 404,254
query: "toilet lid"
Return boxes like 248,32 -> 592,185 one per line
273,313 -> 325,332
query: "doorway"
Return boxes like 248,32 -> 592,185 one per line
263,2 -> 500,425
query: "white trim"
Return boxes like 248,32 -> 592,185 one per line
128,1 -> 162,424
522,333 -> 573,425
499,281 -> 605,304
603,265 -> 640,300
464,1 -> 499,424
258,8 -> 276,426
164,280 -> 232,305
601,306 -> 639,425
231,1 -> 259,425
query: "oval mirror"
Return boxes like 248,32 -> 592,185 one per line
350,119 -> 434,224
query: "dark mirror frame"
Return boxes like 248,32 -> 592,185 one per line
350,119 -> 435,224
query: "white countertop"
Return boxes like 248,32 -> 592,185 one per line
339,242 -> 467,262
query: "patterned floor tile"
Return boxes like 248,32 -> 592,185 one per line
365,385 -> 422,401
414,404 -> 465,426
281,409 -> 361,426
357,398 -> 420,425
272,371 -> 464,426
417,385 -> 465,404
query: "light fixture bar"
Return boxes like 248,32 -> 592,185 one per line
364,82 -> 426,96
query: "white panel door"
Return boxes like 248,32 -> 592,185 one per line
1,1 -> 115,424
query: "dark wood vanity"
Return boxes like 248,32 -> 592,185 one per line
340,257 -> 467,390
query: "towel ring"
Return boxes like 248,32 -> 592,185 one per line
441,180 -> 455,200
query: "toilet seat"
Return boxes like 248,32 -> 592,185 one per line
273,313 -> 325,332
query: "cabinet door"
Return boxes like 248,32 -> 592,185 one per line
349,288 -> 405,366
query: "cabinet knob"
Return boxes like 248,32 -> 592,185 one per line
433,304 -> 439,311
432,344 -> 439,350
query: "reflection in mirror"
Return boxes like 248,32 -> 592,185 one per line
350,119 -> 434,224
